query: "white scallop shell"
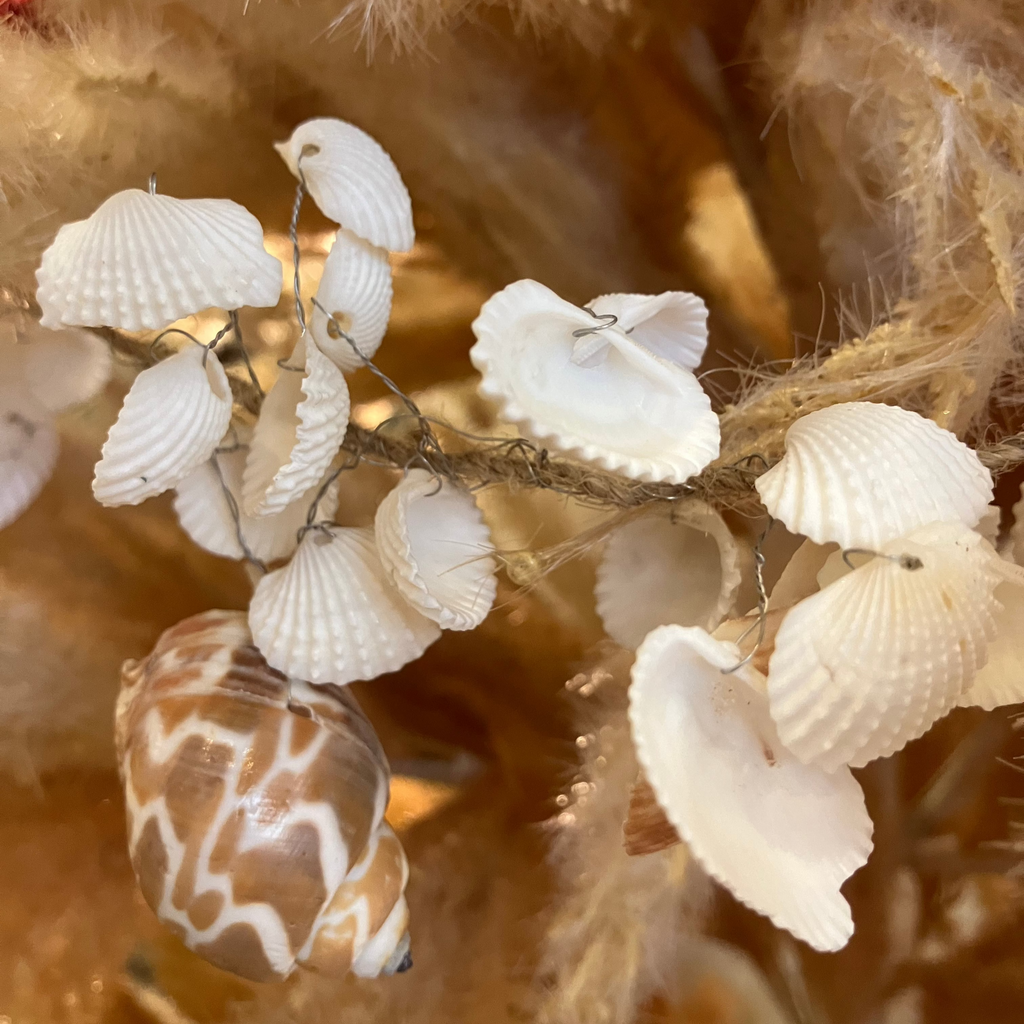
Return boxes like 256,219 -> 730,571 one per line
275,118 -> 414,252
0,389 -> 59,530
470,280 -> 720,484
958,582 -> 1024,710
595,504 -> 741,649
173,447 -> 339,563
587,291 -> 708,370
629,625 -> 873,952
754,403 -> 993,548
36,189 -> 282,331
310,229 -> 392,372
242,333 -> 351,517
3,321 -> 112,413
768,521 -> 1016,771
249,526 -> 440,684
93,345 -> 233,506
374,468 -> 497,631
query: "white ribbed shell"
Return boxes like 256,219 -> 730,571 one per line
8,323 -> 112,414
93,345 -> 233,506
959,581 -> 1024,710
275,118 -> 414,252
310,229 -> 393,372
36,189 -> 282,331
768,521 -> 1016,770
587,291 -> 708,370
755,403 -> 993,549
470,280 -> 720,484
173,447 -> 339,563
0,390 -> 59,530
374,469 -> 497,631
249,526 -> 440,684
595,504 -> 741,649
242,334 -> 350,517
629,625 -> 873,953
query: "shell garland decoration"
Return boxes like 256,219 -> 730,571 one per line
275,118 -> 415,252
587,291 -> 709,370
116,610 -> 411,982
374,469 -> 498,631
470,279 -> 720,484
241,333 -> 351,518
249,526 -> 441,684
629,625 -> 873,953
36,188 -> 282,331
594,503 -> 742,649
93,344 -> 233,507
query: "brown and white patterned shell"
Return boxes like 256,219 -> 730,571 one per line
115,609 -> 411,983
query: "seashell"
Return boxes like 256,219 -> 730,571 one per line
173,446 -> 339,563
242,333 -> 350,517
2,320 -> 112,414
629,624 -> 873,952
959,581 -> 1024,710
275,118 -> 415,252
36,189 -> 282,332
310,229 -> 393,372
249,526 -> 440,684
374,469 -> 498,630
594,504 -> 741,649
755,402 -> 993,548
470,280 -> 720,484
93,345 -> 233,507
587,291 -> 708,370
0,389 -> 59,530
116,609 -> 411,982
767,538 -> 836,611
767,521 -> 1018,771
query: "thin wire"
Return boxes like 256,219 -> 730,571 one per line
210,452 -> 267,574
723,516 -> 774,674
148,173 -> 157,195
229,310 -> 264,397
289,159 -> 309,334
842,548 -> 924,571
571,307 -> 619,339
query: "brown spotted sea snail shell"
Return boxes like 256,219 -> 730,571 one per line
115,609 -> 411,983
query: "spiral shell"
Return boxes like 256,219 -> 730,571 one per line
116,610 -> 411,982
275,118 -> 415,252
36,189 -> 282,332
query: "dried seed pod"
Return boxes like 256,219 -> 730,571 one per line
116,609 -> 411,982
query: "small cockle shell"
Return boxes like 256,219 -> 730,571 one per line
755,402 -> 993,548
587,291 -> 708,369
93,345 -> 233,507
36,189 -> 282,331
275,118 -> 415,252
242,333 -> 351,517
173,446 -> 340,564
629,625 -> 873,952
116,610 -> 411,982
470,280 -> 720,484
374,469 -> 498,631
310,229 -> 393,372
594,504 -> 742,649
768,521 -> 1022,771
0,389 -> 59,530
249,526 -> 441,684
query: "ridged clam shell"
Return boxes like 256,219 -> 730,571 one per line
174,447 -> 340,563
755,402 -> 993,548
629,625 -> 873,952
36,189 -> 282,331
310,229 -> 393,372
768,521 -> 1013,771
242,334 -> 350,517
959,581 -> 1024,710
587,291 -> 708,369
595,504 -> 741,649
275,118 -> 415,252
4,321 -> 112,413
470,280 -> 720,484
93,345 -> 233,506
0,389 -> 59,530
374,468 -> 497,630
249,526 -> 441,684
